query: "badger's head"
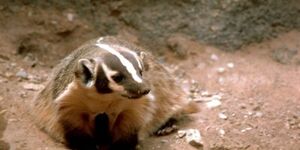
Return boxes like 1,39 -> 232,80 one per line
74,42 -> 150,99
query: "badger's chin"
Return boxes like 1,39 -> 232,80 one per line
121,93 -> 144,99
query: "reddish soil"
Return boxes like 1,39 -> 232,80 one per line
0,5 -> 300,150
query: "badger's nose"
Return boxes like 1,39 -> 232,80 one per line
142,88 -> 150,95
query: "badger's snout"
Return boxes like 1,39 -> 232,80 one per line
124,83 -> 151,99
138,88 -> 150,95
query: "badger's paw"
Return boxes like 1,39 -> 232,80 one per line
154,118 -> 178,136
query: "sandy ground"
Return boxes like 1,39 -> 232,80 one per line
0,2 -> 300,150
1,28 -> 300,150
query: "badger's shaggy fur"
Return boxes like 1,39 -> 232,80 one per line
31,36 -> 197,150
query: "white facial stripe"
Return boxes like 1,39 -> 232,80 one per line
95,43 -> 143,83
101,63 -> 124,91
101,63 -> 118,77
113,45 -> 143,69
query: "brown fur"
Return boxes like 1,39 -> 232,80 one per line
31,36 -> 198,149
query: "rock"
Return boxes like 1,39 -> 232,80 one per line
22,83 -> 44,91
200,91 -> 210,96
66,13 -> 75,22
176,130 -> 187,138
227,62 -> 234,68
241,127 -> 252,133
16,69 -> 28,79
4,72 -> 13,78
217,67 -> 226,73
218,129 -> 225,137
218,77 -> 225,85
206,99 -> 221,109
210,54 -> 219,61
194,94 -> 222,104
254,111 -> 263,117
185,129 -> 203,148
218,112 -> 228,120
211,94 -> 222,100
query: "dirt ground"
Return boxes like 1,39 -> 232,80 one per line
0,2 -> 300,150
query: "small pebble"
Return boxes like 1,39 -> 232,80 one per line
254,111 -> 263,117
206,99 -> 222,109
16,69 -> 28,79
218,77 -> 225,85
227,62 -> 234,68
210,54 -> 219,61
218,129 -> 225,137
11,63 -> 17,67
67,13 -> 75,21
22,83 -> 44,91
241,127 -> 252,133
5,72 -> 13,78
212,94 -> 222,100
247,111 -> 254,116
200,91 -> 210,96
217,67 -> 226,73
218,112 -> 228,120
185,129 -> 203,148
177,130 -> 186,138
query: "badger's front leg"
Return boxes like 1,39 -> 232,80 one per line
58,108 -> 98,150
94,112 -> 112,148
109,110 -> 141,150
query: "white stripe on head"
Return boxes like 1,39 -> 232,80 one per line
101,63 -> 124,91
113,45 -> 143,69
95,43 -> 143,83
96,37 -> 143,69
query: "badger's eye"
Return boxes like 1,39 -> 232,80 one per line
111,74 -> 124,83
139,70 -> 143,76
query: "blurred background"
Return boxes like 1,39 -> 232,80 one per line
0,0 -> 299,150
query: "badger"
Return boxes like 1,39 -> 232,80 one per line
31,36 -> 198,150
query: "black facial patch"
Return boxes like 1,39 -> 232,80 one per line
95,64 -> 113,94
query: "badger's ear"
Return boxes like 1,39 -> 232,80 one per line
75,58 -> 97,87
137,51 -> 149,71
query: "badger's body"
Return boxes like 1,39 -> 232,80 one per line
31,37 -> 196,150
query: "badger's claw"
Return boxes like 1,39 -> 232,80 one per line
154,118 -> 178,136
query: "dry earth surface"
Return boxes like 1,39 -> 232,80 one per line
0,2 -> 300,150
1,30 -> 300,150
